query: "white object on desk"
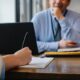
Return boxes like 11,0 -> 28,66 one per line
58,47 -> 80,52
20,56 -> 54,68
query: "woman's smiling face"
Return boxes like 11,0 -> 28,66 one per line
49,0 -> 70,12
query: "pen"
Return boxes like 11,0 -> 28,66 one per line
39,54 -> 46,58
22,32 -> 28,48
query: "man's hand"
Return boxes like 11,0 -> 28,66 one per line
3,47 -> 32,70
14,47 -> 32,66
52,7 -> 64,20
59,40 -> 77,48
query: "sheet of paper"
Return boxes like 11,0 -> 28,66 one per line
58,47 -> 80,52
20,56 -> 54,68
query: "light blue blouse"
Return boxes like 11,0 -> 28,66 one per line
31,8 -> 80,53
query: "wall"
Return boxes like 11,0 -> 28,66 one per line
0,0 -> 15,23
69,0 -> 80,13
20,0 -> 80,22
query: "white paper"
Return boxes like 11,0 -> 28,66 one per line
58,47 -> 80,52
20,56 -> 54,68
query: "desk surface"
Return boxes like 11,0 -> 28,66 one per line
6,58 -> 80,80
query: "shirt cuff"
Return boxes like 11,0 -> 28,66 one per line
47,42 -> 59,51
37,41 -> 59,53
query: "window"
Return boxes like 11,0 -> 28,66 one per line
20,0 -> 49,22
20,0 -> 80,22
0,0 -> 80,23
0,0 -> 15,23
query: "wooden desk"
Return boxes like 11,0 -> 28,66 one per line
6,58 -> 80,80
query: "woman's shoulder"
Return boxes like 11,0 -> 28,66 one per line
34,8 -> 50,18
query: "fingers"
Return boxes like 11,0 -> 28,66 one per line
59,40 -> 77,48
14,47 -> 32,66
22,47 -> 32,62
66,41 -> 77,47
21,47 -> 31,53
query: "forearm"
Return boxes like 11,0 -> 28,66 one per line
37,41 -> 59,53
2,54 -> 18,71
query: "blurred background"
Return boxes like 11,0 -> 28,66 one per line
0,0 -> 80,23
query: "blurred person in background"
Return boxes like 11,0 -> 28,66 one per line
31,0 -> 80,53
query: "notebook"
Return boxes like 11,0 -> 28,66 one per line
0,22 -> 38,55
20,56 -> 53,68
44,51 -> 80,57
